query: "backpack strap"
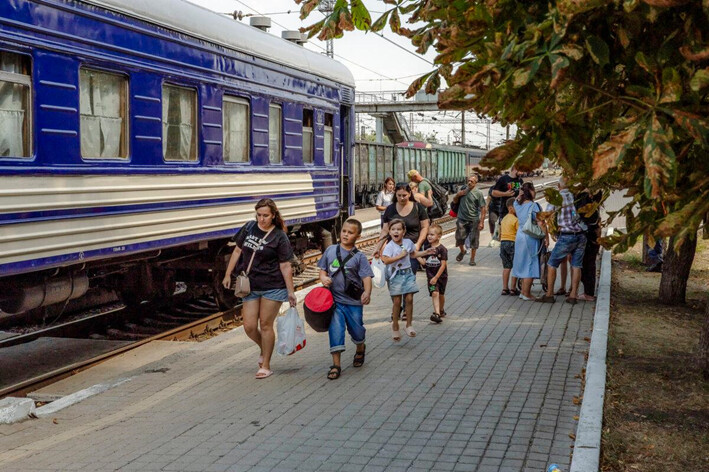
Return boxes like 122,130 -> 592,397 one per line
244,223 -> 275,275
332,245 -> 359,280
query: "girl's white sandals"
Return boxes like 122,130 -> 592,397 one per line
404,326 -> 417,337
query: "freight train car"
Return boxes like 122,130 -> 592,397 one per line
353,141 -> 487,207
0,0 -> 355,316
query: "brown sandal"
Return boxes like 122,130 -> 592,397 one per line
353,344 -> 366,367
327,365 -> 341,380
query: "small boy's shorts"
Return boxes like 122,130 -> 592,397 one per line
427,275 -> 448,296
500,241 -> 515,269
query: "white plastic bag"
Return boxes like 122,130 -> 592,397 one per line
371,257 -> 387,289
276,307 -> 307,356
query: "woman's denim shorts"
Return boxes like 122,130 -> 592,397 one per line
242,288 -> 289,303
387,268 -> 419,296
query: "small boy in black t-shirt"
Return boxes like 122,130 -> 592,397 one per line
421,224 -> 448,323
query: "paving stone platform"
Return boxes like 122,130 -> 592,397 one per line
0,239 -> 594,472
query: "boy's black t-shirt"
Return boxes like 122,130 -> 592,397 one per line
232,222 -> 293,291
422,241 -> 448,280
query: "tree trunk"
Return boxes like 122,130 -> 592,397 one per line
659,235 -> 697,304
700,298 -> 709,379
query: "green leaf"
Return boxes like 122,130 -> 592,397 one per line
634,52 -> 655,76
642,114 -> 676,198
592,124 -> 642,179
350,0 -> 371,30
512,58 -> 541,88
585,36 -> 609,67
559,44 -> 584,60
550,54 -> 570,89
690,68 -> 709,92
389,8 -> 401,33
544,187 -> 563,207
370,11 -> 390,32
659,68 -> 681,103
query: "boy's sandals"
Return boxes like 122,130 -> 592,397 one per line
430,313 -> 442,324
565,297 -> 578,305
353,344 -> 366,367
554,288 -> 569,295
327,365 -> 341,380
255,368 -> 273,379
440,310 -> 447,318
469,261 -> 477,266
392,325 -> 401,342
510,289 -> 521,296
536,295 -> 556,303
501,289 -> 511,296
456,250 -> 467,262
404,326 -> 417,337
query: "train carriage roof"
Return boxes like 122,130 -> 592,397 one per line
83,0 -> 355,88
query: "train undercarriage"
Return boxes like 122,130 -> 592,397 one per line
0,220 -> 340,328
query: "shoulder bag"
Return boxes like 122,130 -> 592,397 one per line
234,223 -> 275,298
522,203 -> 545,240
333,246 -> 365,300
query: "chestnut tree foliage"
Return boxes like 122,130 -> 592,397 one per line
297,0 -> 709,253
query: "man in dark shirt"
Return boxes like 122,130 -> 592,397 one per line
489,168 -> 524,235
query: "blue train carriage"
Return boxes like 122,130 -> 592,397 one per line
0,0 -> 356,316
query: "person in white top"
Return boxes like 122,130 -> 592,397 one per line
375,177 -> 395,225
381,219 -> 434,341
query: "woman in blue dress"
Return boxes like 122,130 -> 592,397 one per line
513,182 -> 542,300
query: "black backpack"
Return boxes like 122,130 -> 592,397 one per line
423,179 -> 449,218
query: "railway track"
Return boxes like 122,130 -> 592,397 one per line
1,179 -> 559,400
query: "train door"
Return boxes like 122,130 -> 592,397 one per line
340,105 -> 353,216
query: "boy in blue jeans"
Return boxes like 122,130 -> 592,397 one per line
318,219 -> 374,380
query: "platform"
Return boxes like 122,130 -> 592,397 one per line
0,230 -> 594,472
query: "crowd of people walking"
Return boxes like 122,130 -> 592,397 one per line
222,169 -> 602,380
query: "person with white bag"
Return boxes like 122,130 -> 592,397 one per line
222,199 -> 296,379
317,219 -> 373,380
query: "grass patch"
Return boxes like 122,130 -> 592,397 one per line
601,241 -> 709,471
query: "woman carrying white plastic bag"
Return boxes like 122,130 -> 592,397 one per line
276,307 -> 306,356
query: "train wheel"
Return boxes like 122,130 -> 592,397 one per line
212,245 -> 238,311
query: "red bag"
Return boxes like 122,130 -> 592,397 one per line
303,287 -> 335,332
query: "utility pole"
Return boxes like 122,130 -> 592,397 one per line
318,1 -> 335,57
461,111 -> 465,146
486,120 -> 491,149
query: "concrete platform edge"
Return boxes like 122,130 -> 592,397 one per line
35,377 -> 132,417
569,236 -> 613,472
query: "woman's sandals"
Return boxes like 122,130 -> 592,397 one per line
404,326 -> 417,337
327,365 -> 341,380
353,344 -> 366,367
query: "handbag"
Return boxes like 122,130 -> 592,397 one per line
234,223 -> 275,298
522,204 -> 545,240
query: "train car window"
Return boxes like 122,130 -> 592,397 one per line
302,109 -> 313,164
268,103 -> 282,163
323,113 -> 334,164
223,96 -> 250,163
0,51 -> 32,158
162,84 -> 197,161
79,69 -> 128,159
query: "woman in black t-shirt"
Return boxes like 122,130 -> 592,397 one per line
222,198 -> 296,379
374,182 -> 430,273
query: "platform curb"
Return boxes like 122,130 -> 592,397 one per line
569,230 -> 613,472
